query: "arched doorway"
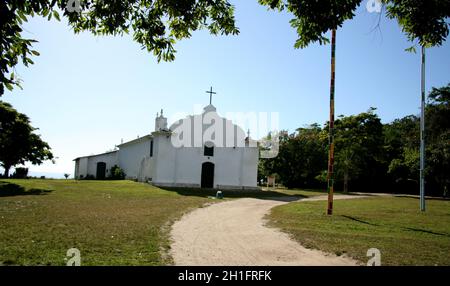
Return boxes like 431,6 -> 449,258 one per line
201,162 -> 215,189
96,162 -> 106,180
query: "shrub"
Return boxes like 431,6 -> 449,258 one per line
84,174 -> 95,180
13,167 -> 28,179
109,165 -> 126,180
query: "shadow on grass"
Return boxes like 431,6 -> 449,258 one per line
393,195 -> 450,201
158,187 -> 307,201
340,213 -> 450,237
341,215 -> 379,226
403,227 -> 450,238
0,181 -> 53,197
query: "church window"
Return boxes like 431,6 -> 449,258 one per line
150,140 -> 154,157
204,143 -> 214,157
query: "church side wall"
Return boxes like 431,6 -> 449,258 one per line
214,147 -> 243,188
86,152 -> 119,178
75,157 -> 89,179
241,147 -> 259,188
118,139 -> 151,180
152,139 -> 258,189
171,147 -> 203,187
152,136 -> 178,185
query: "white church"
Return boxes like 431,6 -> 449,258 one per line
74,103 -> 260,190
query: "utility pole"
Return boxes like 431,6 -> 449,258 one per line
327,29 -> 336,215
420,46 -> 426,212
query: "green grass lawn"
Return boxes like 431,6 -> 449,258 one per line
0,179 -> 322,266
268,196 -> 450,266
0,179 -> 213,266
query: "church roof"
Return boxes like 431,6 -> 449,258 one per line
116,134 -> 152,148
203,104 -> 216,113
73,150 -> 118,161
169,105 -> 257,148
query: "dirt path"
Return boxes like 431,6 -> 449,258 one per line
170,194 -> 368,266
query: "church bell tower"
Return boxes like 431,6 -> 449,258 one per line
155,109 -> 168,131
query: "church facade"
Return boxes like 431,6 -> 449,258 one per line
74,105 -> 259,190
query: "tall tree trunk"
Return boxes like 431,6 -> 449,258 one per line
327,29 -> 337,215
3,166 -> 11,178
343,171 -> 349,193
419,45 -> 426,212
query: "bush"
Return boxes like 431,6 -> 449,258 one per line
84,174 -> 95,180
13,167 -> 28,179
109,165 -> 126,180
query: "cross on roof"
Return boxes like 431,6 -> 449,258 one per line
206,86 -> 217,105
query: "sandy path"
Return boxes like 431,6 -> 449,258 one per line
170,194 -> 367,266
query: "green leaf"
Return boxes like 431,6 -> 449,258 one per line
18,11 -> 28,22
31,50 -> 40,56
53,11 -> 61,21
42,9 -> 50,18
5,82 -> 13,91
405,46 -> 417,53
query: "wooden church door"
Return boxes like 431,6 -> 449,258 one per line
96,162 -> 106,180
201,162 -> 214,189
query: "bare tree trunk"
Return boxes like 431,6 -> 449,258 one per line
343,171 -> 349,193
3,166 -> 11,178
420,45 -> 426,212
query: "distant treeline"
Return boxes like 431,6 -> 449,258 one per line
259,84 -> 449,197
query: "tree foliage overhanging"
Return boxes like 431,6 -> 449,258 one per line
259,84 -> 450,197
258,0 -> 450,48
0,101 -> 54,177
2,1 -> 449,95
0,0 -> 239,95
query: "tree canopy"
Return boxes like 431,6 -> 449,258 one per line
0,101 -> 54,177
258,0 -> 450,48
259,83 -> 450,196
425,84 -> 450,197
332,108 -> 384,193
1,0 -> 239,95
2,1 -> 448,95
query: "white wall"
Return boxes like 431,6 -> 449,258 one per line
149,108 -> 260,189
151,133 -> 259,189
152,134 -> 177,184
86,151 -> 119,178
74,157 -> 89,179
241,147 -> 259,187
75,107 -> 259,189
118,138 -> 152,179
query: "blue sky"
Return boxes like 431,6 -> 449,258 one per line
1,1 -> 449,177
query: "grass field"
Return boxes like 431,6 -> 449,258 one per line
268,196 -> 450,266
8,179 -> 441,266
0,179 -> 213,265
0,179 -> 322,266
